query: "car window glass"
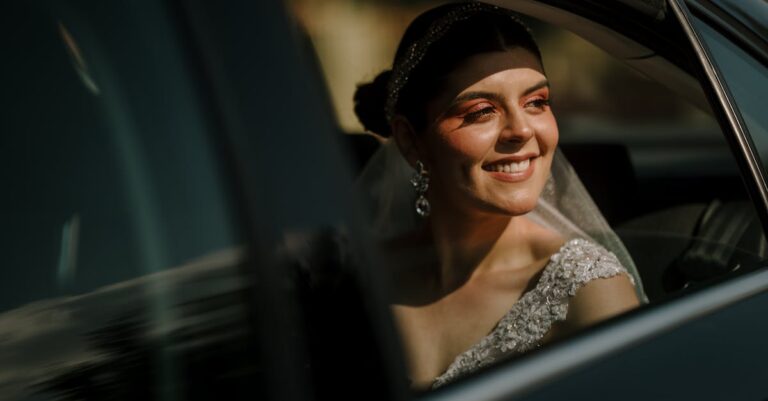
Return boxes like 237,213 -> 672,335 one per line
287,0 -> 768,393
0,2 -> 267,400
689,14 -> 768,174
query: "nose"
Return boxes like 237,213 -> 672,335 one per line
498,109 -> 534,144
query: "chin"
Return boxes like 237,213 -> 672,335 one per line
503,200 -> 539,216
501,184 -> 545,213
482,194 -> 540,216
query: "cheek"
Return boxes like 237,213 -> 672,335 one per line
432,126 -> 498,162
531,115 -> 559,151
432,130 -> 496,187
425,127 -> 497,194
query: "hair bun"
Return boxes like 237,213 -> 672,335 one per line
354,70 -> 392,137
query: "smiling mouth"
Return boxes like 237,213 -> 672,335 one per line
481,156 -> 537,182
482,159 -> 530,173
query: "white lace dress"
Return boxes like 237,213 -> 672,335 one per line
431,238 -> 632,389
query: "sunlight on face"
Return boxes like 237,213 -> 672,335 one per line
421,49 -> 559,217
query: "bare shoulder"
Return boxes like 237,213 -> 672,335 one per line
565,271 -> 639,328
553,239 -> 640,331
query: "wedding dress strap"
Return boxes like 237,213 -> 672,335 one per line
431,238 -> 629,389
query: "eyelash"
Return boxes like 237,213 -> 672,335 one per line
459,96 -> 551,125
526,98 -> 550,110
463,106 -> 496,124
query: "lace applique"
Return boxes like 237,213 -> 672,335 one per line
431,238 -> 630,389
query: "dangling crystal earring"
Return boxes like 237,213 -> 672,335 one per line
410,160 -> 430,218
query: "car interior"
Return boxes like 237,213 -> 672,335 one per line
317,1 -> 768,304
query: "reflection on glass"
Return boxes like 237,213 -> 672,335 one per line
58,22 -> 100,95
0,249 -> 257,401
0,2 -> 248,399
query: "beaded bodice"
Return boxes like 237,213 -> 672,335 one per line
431,238 -> 631,389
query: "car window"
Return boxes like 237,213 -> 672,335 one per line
287,0 -> 768,394
0,2 -> 269,400
688,12 -> 768,174
288,0 -> 767,295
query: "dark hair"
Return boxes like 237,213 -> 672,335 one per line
354,3 -> 542,137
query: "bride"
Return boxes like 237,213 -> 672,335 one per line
353,1 -> 644,391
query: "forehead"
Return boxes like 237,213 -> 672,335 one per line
426,49 -> 546,119
446,49 -> 545,94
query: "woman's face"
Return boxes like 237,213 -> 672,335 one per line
420,49 -> 558,216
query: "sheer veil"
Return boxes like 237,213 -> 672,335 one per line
357,139 -> 648,303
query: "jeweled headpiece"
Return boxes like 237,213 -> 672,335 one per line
384,2 -> 532,121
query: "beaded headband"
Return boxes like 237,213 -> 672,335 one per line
384,2 -> 532,121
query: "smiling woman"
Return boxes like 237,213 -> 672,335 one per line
352,2 -> 642,391
413,50 -> 556,216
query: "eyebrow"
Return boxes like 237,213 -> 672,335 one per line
449,79 -> 550,108
522,79 -> 550,96
451,91 -> 506,107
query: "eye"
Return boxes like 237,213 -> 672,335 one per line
524,97 -> 550,111
461,103 -> 497,125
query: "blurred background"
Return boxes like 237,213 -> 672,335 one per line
287,0 -> 714,136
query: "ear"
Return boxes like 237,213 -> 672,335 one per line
391,115 -> 425,169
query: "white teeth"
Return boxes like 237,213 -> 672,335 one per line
488,159 -> 530,173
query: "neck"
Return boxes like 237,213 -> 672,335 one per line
428,200 -> 537,293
